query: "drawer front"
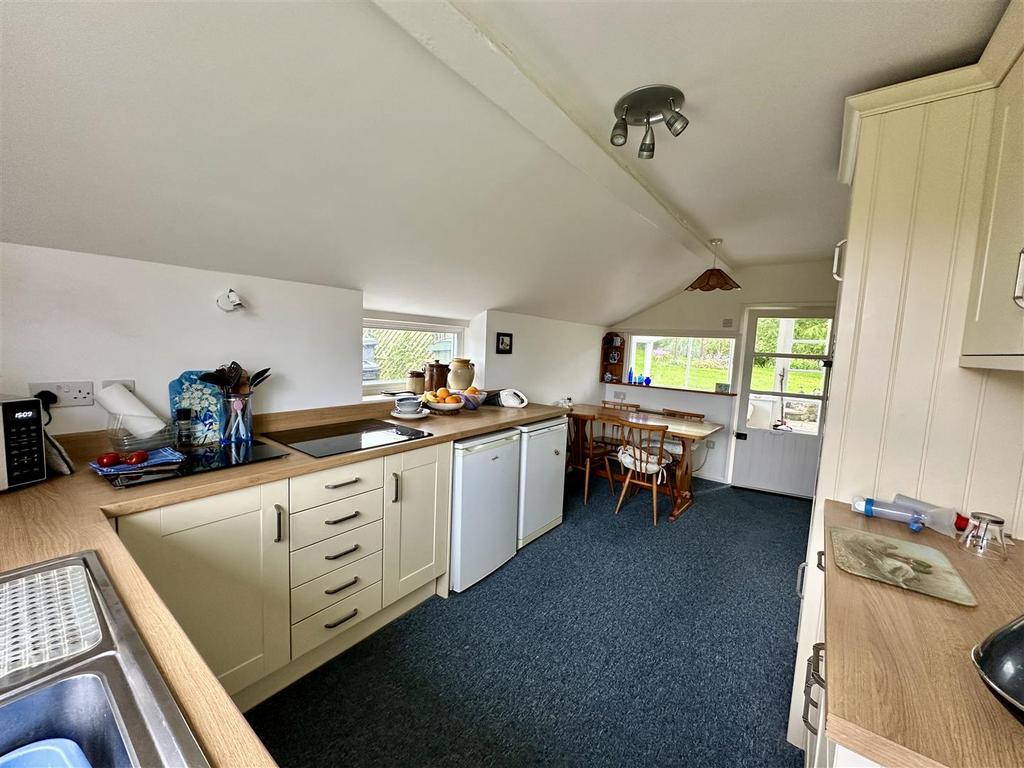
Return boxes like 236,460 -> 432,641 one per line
290,551 -> 383,623
159,486 -> 262,535
290,457 -> 384,512
291,520 -> 383,586
291,581 -> 383,659
290,489 -> 384,551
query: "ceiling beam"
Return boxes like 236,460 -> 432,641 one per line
371,0 -> 726,271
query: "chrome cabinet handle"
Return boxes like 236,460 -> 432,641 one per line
801,677 -> 820,735
392,472 -> 400,503
325,511 -> 360,525
325,477 -> 359,489
795,561 -> 807,598
324,543 -> 359,561
273,503 -> 284,543
816,550 -> 825,572
324,576 -> 359,595
324,608 -> 358,629
1014,247 -> 1024,309
832,239 -> 847,282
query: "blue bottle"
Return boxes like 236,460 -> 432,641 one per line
627,367 -> 634,384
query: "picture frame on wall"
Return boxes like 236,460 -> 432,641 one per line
495,332 -> 513,355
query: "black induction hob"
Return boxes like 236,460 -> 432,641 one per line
262,419 -> 432,458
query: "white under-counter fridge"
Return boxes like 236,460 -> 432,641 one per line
450,429 -> 521,592
515,416 -> 568,548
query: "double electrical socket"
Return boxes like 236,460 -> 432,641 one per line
29,380 -> 95,407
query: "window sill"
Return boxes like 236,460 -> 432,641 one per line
600,381 -> 738,397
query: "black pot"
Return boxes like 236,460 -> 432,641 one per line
973,613 -> 1024,723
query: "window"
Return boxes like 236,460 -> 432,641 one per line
627,335 -> 736,392
362,319 -> 462,394
746,316 -> 832,435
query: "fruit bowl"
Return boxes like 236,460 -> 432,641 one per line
422,399 -> 465,415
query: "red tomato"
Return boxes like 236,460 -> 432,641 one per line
97,452 -> 122,468
124,450 -> 149,465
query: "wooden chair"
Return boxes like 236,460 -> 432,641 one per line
659,408 -> 703,459
596,400 -> 640,448
607,418 -> 674,525
567,413 -> 614,504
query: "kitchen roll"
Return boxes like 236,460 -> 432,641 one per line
95,383 -> 165,438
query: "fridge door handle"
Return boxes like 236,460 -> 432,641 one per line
460,435 -> 520,454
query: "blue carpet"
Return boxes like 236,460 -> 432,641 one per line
247,477 -> 810,767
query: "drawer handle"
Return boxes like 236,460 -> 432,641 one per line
795,561 -> 807,598
324,608 -> 359,629
816,550 -> 825,572
324,576 -> 360,596
325,511 -> 360,525
325,543 -> 360,561
325,477 -> 360,490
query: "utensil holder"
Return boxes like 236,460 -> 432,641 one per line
221,393 -> 254,445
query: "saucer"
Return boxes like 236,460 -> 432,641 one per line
390,408 -> 430,420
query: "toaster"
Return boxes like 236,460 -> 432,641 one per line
0,395 -> 46,491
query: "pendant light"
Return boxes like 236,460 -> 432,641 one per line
686,238 -> 741,292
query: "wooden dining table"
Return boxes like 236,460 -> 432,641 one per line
569,403 -> 724,520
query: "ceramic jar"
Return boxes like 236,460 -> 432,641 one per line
447,358 -> 476,390
423,360 -> 450,393
405,370 -> 425,395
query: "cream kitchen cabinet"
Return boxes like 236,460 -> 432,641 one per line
382,441 -> 452,606
119,481 -> 291,695
961,52 -> 1024,370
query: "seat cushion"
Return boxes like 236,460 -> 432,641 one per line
617,446 -> 670,475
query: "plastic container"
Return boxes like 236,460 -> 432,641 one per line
852,495 -> 962,537
0,739 -> 92,768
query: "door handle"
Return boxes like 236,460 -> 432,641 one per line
324,543 -> 359,561
795,561 -> 807,598
832,239 -> 847,282
392,472 -> 401,503
325,511 -> 360,525
325,477 -> 359,490
273,503 -> 284,543
1014,247 -> 1024,309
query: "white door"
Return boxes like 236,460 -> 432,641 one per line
382,442 -> 452,607
119,481 -> 291,694
732,309 -> 834,497
517,421 -> 567,547
451,431 -> 520,592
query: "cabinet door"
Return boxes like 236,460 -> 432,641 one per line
962,53 -> 1024,363
119,481 -> 290,694
382,442 -> 452,607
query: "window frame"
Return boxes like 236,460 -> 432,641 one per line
361,315 -> 465,396
623,331 -> 740,394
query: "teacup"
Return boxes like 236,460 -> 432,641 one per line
395,397 -> 422,413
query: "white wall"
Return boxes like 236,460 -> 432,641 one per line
0,243 -> 363,434
474,310 -> 605,406
616,260 -> 837,333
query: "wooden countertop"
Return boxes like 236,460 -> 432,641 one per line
823,499 -> 1024,768
0,402 -> 565,767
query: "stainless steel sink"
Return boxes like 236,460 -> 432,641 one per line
0,552 -> 209,767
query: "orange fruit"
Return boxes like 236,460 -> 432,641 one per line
437,387 -> 450,399
444,395 -> 461,404
466,386 -> 479,394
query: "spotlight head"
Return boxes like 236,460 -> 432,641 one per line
664,109 -> 689,137
610,116 -> 628,147
638,116 -> 655,159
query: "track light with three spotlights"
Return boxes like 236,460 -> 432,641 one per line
608,84 -> 689,160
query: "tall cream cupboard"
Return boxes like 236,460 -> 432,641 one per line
786,16 -> 1024,752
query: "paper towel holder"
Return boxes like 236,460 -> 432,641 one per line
216,289 -> 247,312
